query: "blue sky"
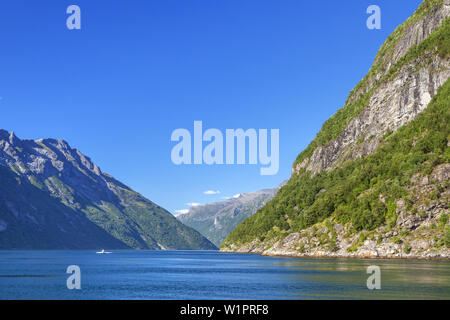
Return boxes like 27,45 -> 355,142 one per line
0,0 -> 422,214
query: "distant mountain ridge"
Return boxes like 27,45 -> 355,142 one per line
178,185 -> 283,246
0,130 -> 217,250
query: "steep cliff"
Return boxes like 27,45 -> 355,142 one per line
221,0 -> 450,258
0,131 -> 217,250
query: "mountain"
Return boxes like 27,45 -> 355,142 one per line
221,0 -> 450,258
177,186 -> 282,247
0,130 -> 217,250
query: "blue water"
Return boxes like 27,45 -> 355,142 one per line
0,250 -> 449,300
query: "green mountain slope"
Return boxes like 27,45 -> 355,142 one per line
0,132 -> 217,250
221,0 -> 450,258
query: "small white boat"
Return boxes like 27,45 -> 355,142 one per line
96,249 -> 112,254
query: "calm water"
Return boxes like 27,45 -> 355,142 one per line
0,250 -> 449,300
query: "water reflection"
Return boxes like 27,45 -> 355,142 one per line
0,251 -> 449,300
275,258 -> 450,299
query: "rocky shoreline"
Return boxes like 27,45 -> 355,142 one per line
220,247 -> 450,260
220,250 -> 450,260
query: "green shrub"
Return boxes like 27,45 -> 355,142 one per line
445,227 -> 450,248
439,213 -> 449,227
393,236 -> 403,245
403,242 -> 412,254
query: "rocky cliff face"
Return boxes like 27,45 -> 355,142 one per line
221,0 -> 450,259
0,130 -> 217,250
295,57 -> 449,175
294,0 -> 450,175
177,187 -> 280,246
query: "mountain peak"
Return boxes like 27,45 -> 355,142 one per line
0,130 -> 21,146
8,131 -> 20,145
0,130 -> 217,250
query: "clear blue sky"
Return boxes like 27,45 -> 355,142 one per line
0,0 -> 422,214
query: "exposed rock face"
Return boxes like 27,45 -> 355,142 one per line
0,131 -> 217,250
296,58 -> 449,175
178,186 -> 281,247
347,0 -> 450,105
294,1 -> 450,175
222,0 -> 450,259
